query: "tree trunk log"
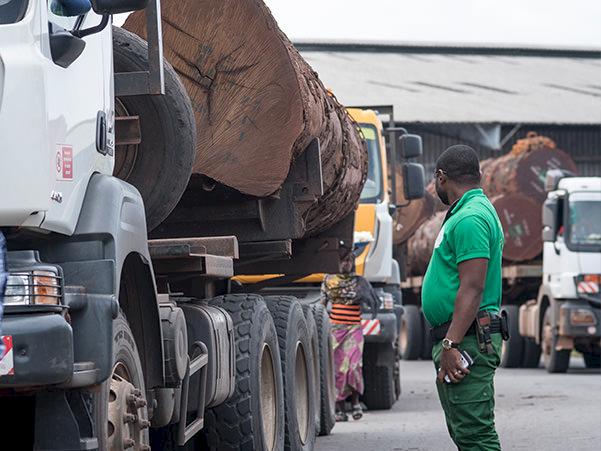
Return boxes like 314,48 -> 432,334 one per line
124,0 -> 367,235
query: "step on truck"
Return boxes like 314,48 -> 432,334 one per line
236,106 -> 426,411
399,171 -> 601,372
0,0 -> 366,449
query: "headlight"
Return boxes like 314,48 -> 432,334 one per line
4,270 -> 62,306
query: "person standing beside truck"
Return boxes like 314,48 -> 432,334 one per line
321,253 -> 379,422
422,145 -> 507,451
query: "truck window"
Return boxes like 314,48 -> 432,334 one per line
566,191 -> 601,252
359,124 -> 383,203
47,0 -> 80,30
0,0 -> 28,24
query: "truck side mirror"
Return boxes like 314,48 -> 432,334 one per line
403,163 -> 425,200
399,134 -> 423,159
91,0 -> 148,14
542,197 -> 558,242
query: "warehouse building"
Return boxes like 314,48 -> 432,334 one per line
298,43 -> 601,176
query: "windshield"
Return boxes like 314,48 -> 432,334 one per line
359,124 -> 383,203
566,191 -> 601,252
0,0 -> 27,24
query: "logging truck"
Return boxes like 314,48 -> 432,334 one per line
399,172 -> 601,373
237,106 -> 426,411
0,0 -> 389,449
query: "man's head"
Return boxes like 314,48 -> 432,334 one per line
434,145 -> 481,205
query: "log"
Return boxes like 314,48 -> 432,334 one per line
124,0 -> 367,235
491,194 -> 543,262
406,211 -> 445,276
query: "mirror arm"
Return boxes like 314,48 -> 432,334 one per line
72,14 -> 110,38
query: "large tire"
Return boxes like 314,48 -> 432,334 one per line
420,311 -> 433,360
583,352 -> 601,369
310,303 -> 336,437
265,296 -> 316,451
500,305 -> 524,368
94,311 -> 150,451
203,294 -> 285,451
301,303 -> 321,437
362,343 -> 396,410
522,338 -> 542,368
399,305 -> 422,360
112,26 -> 195,231
542,308 -> 571,373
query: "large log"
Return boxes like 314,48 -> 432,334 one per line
406,211 -> 445,276
124,0 -> 367,235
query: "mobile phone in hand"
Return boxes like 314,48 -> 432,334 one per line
438,349 -> 474,384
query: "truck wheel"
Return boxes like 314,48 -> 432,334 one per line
310,303 -> 336,436
542,308 -> 570,373
265,296 -> 316,451
583,352 -> 600,369
500,305 -> 524,368
95,311 -> 150,451
399,305 -> 422,360
362,343 -> 396,410
522,338 -> 542,368
112,27 -> 195,231
393,341 -> 402,400
420,311 -> 433,360
204,294 -> 285,451
301,303 -> 321,437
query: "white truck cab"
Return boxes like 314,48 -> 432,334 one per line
520,171 -> 601,372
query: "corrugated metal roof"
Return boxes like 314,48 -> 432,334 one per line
298,44 -> 601,124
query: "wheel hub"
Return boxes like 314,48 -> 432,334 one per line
108,370 -> 150,451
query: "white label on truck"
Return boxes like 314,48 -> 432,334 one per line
0,336 -> 14,376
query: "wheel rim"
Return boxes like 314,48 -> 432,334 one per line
542,312 -> 553,364
108,362 -> 149,450
114,98 -> 140,182
295,342 -> 310,444
399,319 -> 408,354
260,344 -> 277,451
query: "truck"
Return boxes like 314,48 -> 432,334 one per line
398,172 -> 601,373
236,106 -> 426,411
0,0 -> 425,449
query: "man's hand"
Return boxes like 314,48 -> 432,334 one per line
437,348 -> 470,384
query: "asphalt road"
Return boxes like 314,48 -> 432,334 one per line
316,357 -> 601,451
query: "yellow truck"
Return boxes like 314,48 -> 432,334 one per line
238,106 -> 425,411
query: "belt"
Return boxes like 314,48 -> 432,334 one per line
430,314 -> 502,342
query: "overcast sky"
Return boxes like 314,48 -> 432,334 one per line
263,0 -> 601,48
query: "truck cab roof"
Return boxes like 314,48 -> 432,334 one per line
558,177 -> 601,193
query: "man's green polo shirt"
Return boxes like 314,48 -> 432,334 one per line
422,188 -> 504,327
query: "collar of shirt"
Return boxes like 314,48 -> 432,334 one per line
443,188 -> 484,224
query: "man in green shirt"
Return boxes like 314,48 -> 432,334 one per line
422,145 -> 505,451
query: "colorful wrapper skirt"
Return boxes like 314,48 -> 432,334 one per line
331,323 -> 364,402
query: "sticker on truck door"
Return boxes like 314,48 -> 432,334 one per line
0,336 -> 14,376
56,144 -> 73,181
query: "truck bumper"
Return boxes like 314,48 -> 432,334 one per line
0,311 -> 73,387
558,300 -> 601,339
361,309 -> 400,344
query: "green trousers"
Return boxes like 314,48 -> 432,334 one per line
432,334 -> 502,451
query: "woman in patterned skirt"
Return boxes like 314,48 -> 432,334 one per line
321,256 -> 379,421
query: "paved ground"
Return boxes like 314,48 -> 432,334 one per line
316,357 -> 601,451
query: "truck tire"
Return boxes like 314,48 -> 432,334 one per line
500,305 -> 524,368
421,311 -> 433,360
265,296 -> 316,451
522,338 -> 542,368
310,303 -> 336,436
94,311 -> 150,451
362,343 -> 396,410
203,294 -> 285,451
399,305 -> 422,360
301,303 -> 321,437
542,308 -> 570,373
583,352 -> 601,369
112,26 -> 195,231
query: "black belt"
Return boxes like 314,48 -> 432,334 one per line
430,315 -> 502,342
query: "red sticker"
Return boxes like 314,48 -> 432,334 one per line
56,145 -> 73,180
